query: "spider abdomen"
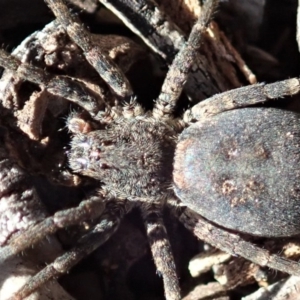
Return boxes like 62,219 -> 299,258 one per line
174,107 -> 300,237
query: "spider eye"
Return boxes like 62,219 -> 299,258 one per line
70,135 -> 91,151
90,149 -> 101,161
99,163 -> 109,169
72,157 -> 89,172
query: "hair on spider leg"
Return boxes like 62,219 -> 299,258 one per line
65,110 -> 95,134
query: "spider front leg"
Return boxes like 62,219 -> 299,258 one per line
7,199 -> 132,300
141,202 -> 181,300
0,49 -> 106,118
45,0 -> 133,98
0,194 -> 105,263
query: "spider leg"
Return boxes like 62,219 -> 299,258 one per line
184,78 -> 300,122
45,0 -> 133,98
100,0 -> 252,100
0,194 -> 105,263
172,203 -> 300,276
153,0 -> 219,119
8,199 -> 132,300
141,203 -> 181,300
0,49 -> 106,118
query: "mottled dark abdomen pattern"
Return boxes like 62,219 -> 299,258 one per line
174,107 -> 300,237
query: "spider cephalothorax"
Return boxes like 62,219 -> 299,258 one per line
69,117 -> 177,200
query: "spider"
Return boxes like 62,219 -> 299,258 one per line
1,0 -> 300,299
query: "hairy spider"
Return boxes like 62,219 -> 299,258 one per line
1,0 -> 300,299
